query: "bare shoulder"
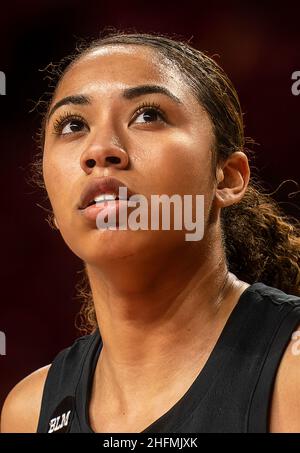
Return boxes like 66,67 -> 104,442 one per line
0,364 -> 51,433
269,323 -> 300,432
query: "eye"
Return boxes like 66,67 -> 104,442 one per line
132,102 -> 166,125
52,112 -> 88,136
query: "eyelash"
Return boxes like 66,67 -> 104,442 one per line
52,101 -> 166,136
53,112 -> 85,135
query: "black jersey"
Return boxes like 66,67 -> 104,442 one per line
37,282 -> 300,433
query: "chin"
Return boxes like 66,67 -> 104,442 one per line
69,228 -> 152,264
63,224 -> 186,267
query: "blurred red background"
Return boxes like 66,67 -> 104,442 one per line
0,0 -> 299,409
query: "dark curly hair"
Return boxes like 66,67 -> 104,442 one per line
30,29 -> 300,335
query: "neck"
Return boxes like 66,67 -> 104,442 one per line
85,228 -> 248,376
84,223 -> 250,424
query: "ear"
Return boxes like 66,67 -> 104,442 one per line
215,151 -> 250,208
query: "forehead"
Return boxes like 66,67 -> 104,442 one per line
54,44 -> 194,103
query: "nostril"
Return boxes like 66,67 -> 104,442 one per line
106,156 -> 121,164
86,159 -> 96,168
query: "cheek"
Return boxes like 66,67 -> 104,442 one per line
138,131 -> 213,196
43,148 -> 78,218
136,132 -> 215,228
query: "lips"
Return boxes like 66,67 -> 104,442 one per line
78,176 -> 134,211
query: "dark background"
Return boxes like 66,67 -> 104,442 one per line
0,0 -> 299,409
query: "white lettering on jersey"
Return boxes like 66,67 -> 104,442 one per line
48,410 -> 71,433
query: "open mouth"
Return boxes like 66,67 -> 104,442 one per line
85,193 -> 129,208
78,177 -> 133,214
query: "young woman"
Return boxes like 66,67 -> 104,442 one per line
1,31 -> 300,433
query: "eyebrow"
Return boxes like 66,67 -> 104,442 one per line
46,84 -> 182,122
123,84 -> 182,104
47,94 -> 91,123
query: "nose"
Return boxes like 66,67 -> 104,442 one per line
80,135 -> 129,174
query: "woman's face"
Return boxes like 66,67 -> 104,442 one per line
43,44 -> 216,265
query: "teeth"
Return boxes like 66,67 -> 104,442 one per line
94,194 -> 117,203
